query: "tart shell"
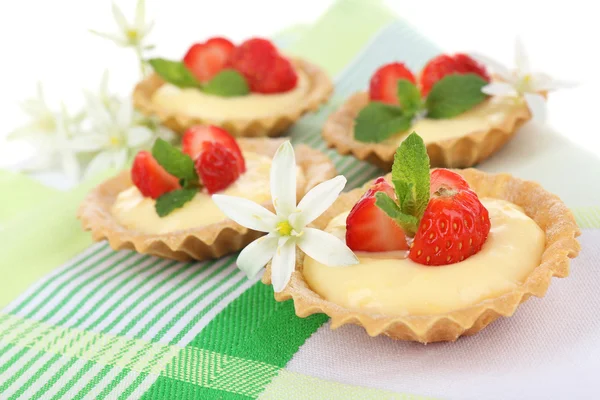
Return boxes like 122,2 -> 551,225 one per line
133,58 -> 333,137
78,138 -> 336,261
262,169 -> 581,343
322,92 -> 532,169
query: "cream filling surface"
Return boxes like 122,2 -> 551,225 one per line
303,198 -> 545,316
111,152 -> 303,234
151,69 -> 310,121
384,96 -> 525,145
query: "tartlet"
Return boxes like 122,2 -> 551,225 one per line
134,58 -> 333,137
323,91 -> 531,169
263,169 -> 580,343
78,138 -> 336,261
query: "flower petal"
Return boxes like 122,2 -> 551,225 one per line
69,134 -> 108,152
111,2 -> 129,31
524,92 -> 547,122
135,0 -> 146,28
514,37 -> 530,74
60,150 -> 81,183
212,194 -> 277,232
532,73 -> 577,92
469,52 -> 512,81
289,175 -> 346,229
83,150 -> 114,180
270,141 -> 297,217
236,233 -> 279,278
116,100 -> 133,128
297,228 -> 358,267
89,30 -> 127,46
126,126 -> 153,148
270,237 -> 296,293
481,82 -> 518,97
112,148 -> 129,171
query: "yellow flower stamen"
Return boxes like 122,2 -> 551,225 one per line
276,220 -> 293,236
109,135 -> 122,147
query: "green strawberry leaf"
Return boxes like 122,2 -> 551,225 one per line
148,58 -> 202,88
391,132 -> 430,220
152,138 -> 197,183
425,73 -> 488,119
203,69 -> 250,97
396,79 -> 422,114
375,192 -> 419,234
354,102 -> 413,143
155,188 -> 197,217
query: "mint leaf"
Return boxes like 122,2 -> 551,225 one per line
375,192 -> 419,234
148,58 -> 201,88
391,132 -> 431,222
203,69 -> 250,97
425,73 -> 488,119
354,102 -> 412,143
152,139 -> 197,183
397,79 -> 422,114
155,188 -> 197,217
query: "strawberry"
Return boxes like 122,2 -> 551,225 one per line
195,141 -> 241,194
420,53 -> 490,96
183,37 -> 235,83
228,38 -> 298,94
131,151 -> 181,199
409,170 -> 491,266
369,62 -> 417,105
346,177 -> 409,252
182,125 -> 245,173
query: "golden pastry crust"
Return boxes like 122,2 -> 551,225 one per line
322,92 -> 531,169
133,58 -> 333,137
262,169 -> 581,343
78,138 -> 336,261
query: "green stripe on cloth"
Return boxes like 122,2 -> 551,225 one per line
142,283 -> 328,399
573,207 -> 600,229
0,312 -> 433,399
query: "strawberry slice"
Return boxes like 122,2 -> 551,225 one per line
228,38 -> 298,94
182,125 -> 245,173
183,37 -> 235,83
346,177 -> 409,252
131,151 -> 181,199
195,142 -> 241,194
409,170 -> 491,266
420,53 -> 490,96
369,62 -> 417,105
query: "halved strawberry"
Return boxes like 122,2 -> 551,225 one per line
429,168 -> 470,194
409,170 -> 491,266
131,151 -> 181,199
419,53 -> 490,96
369,62 -> 417,105
182,125 -> 245,173
228,38 -> 298,94
346,177 -> 409,252
183,37 -> 235,83
195,141 -> 241,194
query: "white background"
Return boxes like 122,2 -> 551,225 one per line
0,0 -> 598,172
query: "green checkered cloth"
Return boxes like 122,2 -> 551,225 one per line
1,1 -> 599,399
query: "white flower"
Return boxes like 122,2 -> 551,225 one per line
9,82 -> 58,141
75,98 -> 153,179
90,0 -> 154,49
213,141 -> 359,293
472,38 -> 575,121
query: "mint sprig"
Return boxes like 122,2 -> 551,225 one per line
155,188 -> 197,217
354,73 -> 489,143
148,58 -> 201,89
151,139 -> 200,217
426,74 -> 488,119
354,102 -> 412,143
148,58 -> 250,97
374,132 -> 430,236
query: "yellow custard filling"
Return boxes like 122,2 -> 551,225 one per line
385,96 -> 525,145
111,152 -> 305,234
303,198 -> 545,316
151,70 -> 310,121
